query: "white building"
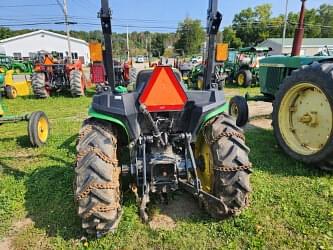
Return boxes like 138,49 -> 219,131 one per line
259,38 -> 333,56
0,30 -> 90,64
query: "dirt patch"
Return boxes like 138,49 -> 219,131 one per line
248,101 -> 272,119
246,118 -> 272,130
0,218 -> 33,250
149,192 -> 201,231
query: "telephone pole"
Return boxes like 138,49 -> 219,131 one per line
126,25 -> 130,61
282,0 -> 289,54
57,0 -> 72,63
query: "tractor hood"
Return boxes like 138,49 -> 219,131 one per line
260,55 -> 333,69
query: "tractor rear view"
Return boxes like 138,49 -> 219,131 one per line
73,0 -> 252,236
31,54 -> 86,98
230,0 -> 333,171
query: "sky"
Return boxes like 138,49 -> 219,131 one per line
0,0 -> 331,33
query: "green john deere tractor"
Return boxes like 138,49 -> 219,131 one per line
229,0 -> 333,171
74,0 -> 252,236
0,95 -> 49,147
0,54 -> 33,74
222,47 -> 272,88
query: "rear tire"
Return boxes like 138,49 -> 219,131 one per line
197,114 -> 252,218
235,69 -> 252,87
229,96 -> 249,127
75,119 -> 122,235
70,70 -> 84,97
31,72 -> 49,98
273,62 -> 333,171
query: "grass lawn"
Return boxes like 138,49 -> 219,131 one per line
0,88 -> 332,249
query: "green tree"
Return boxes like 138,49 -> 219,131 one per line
175,18 -> 205,55
232,4 -> 272,46
151,33 -> 166,57
222,27 -> 242,48
0,27 -> 13,40
318,4 -> 333,38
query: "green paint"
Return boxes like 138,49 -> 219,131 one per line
88,107 -> 129,137
200,103 -> 228,129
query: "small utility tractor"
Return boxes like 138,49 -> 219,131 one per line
0,54 -> 33,74
230,0 -> 333,171
222,47 -> 271,87
74,0 -> 252,236
31,54 -> 86,98
0,95 -> 49,147
0,70 -> 31,99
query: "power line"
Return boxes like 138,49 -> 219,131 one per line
0,4 -> 58,7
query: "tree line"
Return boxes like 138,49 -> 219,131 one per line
0,3 -> 332,56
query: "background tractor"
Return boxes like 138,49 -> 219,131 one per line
0,70 -> 31,99
31,54 -> 86,98
74,0 -> 252,236
222,47 -> 272,88
89,41 -> 137,87
0,95 -> 49,147
0,54 -> 33,74
230,0 -> 333,171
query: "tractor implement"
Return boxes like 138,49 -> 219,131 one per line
230,0 -> 333,171
0,97 -> 49,147
74,0 -> 252,236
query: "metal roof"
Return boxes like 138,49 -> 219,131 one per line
260,38 -> 333,47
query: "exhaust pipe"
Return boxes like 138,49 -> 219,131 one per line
291,0 -> 306,56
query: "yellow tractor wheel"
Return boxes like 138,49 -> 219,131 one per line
273,63 -> 333,170
5,86 -> 18,99
195,114 -> 252,218
28,111 -> 49,147
235,69 -> 252,88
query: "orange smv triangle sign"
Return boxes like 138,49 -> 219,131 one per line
139,66 -> 188,112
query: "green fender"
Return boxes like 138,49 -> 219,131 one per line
88,107 -> 129,138
199,102 -> 229,130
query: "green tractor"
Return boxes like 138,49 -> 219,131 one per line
222,47 -> 272,88
0,95 -> 49,147
230,0 -> 333,171
0,54 -> 33,74
74,0 -> 252,236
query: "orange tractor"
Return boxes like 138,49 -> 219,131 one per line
32,54 -> 87,98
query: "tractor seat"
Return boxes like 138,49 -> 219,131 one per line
136,68 -> 183,93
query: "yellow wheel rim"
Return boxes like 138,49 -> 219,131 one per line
238,73 -> 245,85
0,67 -> 5,73
195,133 -> 213,192
12,88 -> 17,98
230,103 -> 239,119
37,117 -> 49,143
278,82 -> 332,155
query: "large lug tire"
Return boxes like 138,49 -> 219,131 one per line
272,62 -> 333,171
28,111 -> 49,147
70,70 -> 85,97
5,85 -> 18,99
229,95 -> 249,127
75,119 -> 122,235
196,114 -> 252,218
235,69 -> 252,87
31,72 -> 49,98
